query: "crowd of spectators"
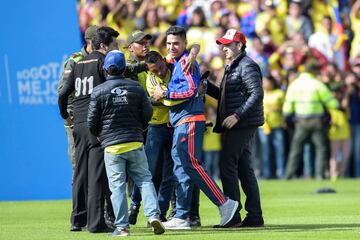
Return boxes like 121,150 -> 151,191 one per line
76,0 -> 360,179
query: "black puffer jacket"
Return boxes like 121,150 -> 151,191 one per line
87,75 -> 152,148
207,52 -> 264,133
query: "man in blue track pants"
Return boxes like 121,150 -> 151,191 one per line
152,26 -> 239,230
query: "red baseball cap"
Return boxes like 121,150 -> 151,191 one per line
216,29 -> 247,45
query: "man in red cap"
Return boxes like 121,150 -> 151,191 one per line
207,29 -> 265,227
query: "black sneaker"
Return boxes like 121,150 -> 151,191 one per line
89,226 -> 114,233
128,205 -> 139,225
240,216 -> 264,228
189,216 -> 201,227
70,225 -> 82,232
160,215 -> 167,222
213,214 -> 241,228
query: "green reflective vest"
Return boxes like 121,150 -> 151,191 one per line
283,72 -> 339,117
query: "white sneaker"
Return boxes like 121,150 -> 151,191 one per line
219,199 -> 239,226
162,217 -> 191,230
148,216 -> 165,235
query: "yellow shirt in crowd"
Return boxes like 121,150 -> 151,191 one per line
263,89 -> 285,134
203,125 -> 221,151
350,10 -> 360,58
256,11 -> 286,47
328,109 -> 350,141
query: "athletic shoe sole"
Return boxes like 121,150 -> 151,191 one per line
150,219 -> 165,235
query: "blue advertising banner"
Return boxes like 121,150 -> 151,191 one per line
0,1 -> 81,200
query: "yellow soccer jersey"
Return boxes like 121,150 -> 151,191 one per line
146,70 -> 184,124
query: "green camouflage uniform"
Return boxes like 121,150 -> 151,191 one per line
124,55 -> 148,89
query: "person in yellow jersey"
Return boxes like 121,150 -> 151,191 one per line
142,50 -> 184,223
144,50 -> 205,227
255,0 -> 287,47
258,75 -> 286,179
328,86 -> 350,180
350,0 -> 360,58
283,59 -> 339,179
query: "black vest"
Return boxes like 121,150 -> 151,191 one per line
71,51 -> 106,123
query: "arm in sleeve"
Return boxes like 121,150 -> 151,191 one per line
282,84 -> 295,116
58,67 -> 76,119
268,51 -> 281,71
146,73 -> 185,107
319,83 -> 339,110
234,63 -> 264,120
206,80 -> 220,99
166,60 -> 199,100
87,89 -> 102,137
58,58 -> 75,94
123,62 -> 148,79
140,88 -> 153,127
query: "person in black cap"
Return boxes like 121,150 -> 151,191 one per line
124,30 -> 152,87
87,50 -> 165,237
123,30 -> 153,225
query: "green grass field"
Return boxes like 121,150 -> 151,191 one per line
1,180 -> 359,240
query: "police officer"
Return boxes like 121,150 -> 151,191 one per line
58,25 -> 116,231
283,59 -> 339,179
124,30 -> 152,87
58,26 -> 119,233
58,25 -> 98,178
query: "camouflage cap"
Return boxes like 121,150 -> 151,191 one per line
85,25 -> 99,40
126,30 -> 152,46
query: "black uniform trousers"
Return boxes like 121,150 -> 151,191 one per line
71,122 -> 109,232
219,127 -> 262,220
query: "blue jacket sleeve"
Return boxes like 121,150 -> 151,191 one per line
166,59 -> 200,100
